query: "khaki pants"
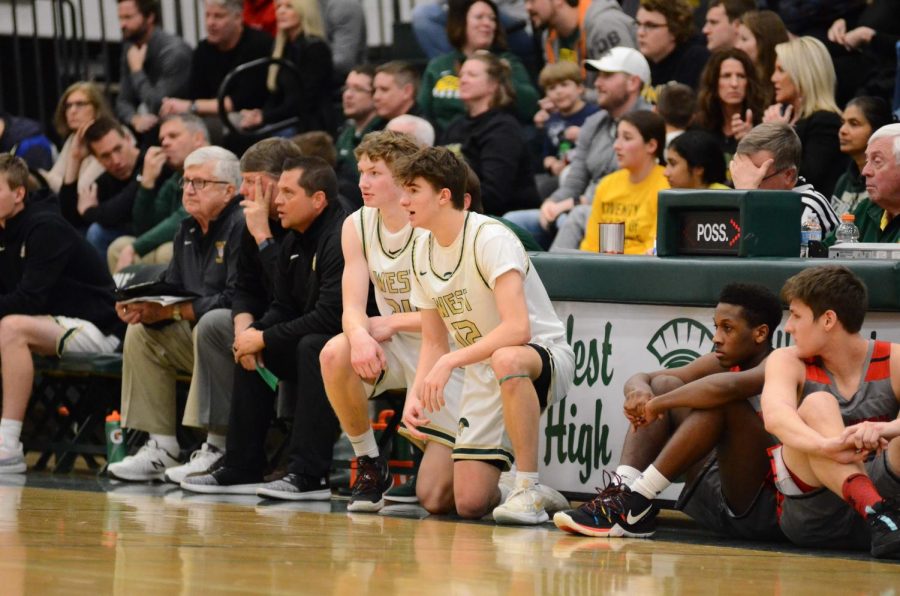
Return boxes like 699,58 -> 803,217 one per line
107,236 -> 174,274
120,321 -> 194,435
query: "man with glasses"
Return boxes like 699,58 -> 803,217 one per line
109,146 -> 245,482
335,65 -> 385,208
730,122 -> 839,236
635,0 -> 708,93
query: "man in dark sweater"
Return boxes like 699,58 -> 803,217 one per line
159,0 -> 272,148
636,0 -> 709,96
59,117 -> 143,257
107,114 -> 209,273
163,138 -> 303,484
182,156 -> 347,497
108,146 -> 245,482
0,155 -> 121,473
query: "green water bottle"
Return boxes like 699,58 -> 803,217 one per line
105,411 -> 126,464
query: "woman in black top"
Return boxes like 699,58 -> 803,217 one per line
238,0 -> 334,135
441,51 -> 539,216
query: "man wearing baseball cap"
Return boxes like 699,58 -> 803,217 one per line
505,46 -> 652,249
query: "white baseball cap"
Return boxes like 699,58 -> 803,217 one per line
584,47 -> 651,85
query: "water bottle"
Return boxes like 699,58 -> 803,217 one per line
800,218 -> 821,258
105,411 -> 126,464
835,213 -> 860,244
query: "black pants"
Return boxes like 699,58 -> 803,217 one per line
224,333 -> 340,479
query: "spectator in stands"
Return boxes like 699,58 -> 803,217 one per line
763,37 -> 848,197
373,62 -> 421,122
335,65 -> 383,208
734,10 -> 789,105
239,0 -> 334,135
504,47 -> 652,249
387,115 -> 436,147
413,0 -> 535,61
831,97 -> 894,217
826,0 -> 900,105
636,0 -> 709,92
180,156 -> 346,497
115,0 -> 192,138
293,131 -> 338,166
107,146 -> 245,482
59,117 -> 144,255
826,123 -> 900,245
730,122 -> 839,235
158,0 -> 272,146
0,155 -> 121,474
693,49 -> 765,157
42,82 -> 116,194
107,114 -> 210,273
533,61 -> 599,196
419,0 -> 538,135
162,138 -> 302,484
558,110 -> 669,253
702,0 -> 755,53
664,129 -> 729,189
0,112 -> 54,173
527,0 -> 637,68
442,51 -> 540,216
317,0 -> 367,83
655,82 -> 695,147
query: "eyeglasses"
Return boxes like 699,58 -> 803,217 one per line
64,100 -> 91,110
761,168 -> 787,181
181,178 -> 229,191
636,21 -> 667,31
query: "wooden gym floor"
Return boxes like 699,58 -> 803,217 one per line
0,471 -> 897,594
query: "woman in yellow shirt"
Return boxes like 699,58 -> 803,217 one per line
581,111 -> 669,254
663,129 -> 730,190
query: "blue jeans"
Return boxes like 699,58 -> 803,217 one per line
86,223 -> 129,260
502,208 -> 570,250
411,1 -> 534,61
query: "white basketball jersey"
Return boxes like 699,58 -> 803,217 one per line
353,206 -> 425,318
409,212 -> 567,351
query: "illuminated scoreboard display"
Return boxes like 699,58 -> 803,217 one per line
657,190 -> 802,258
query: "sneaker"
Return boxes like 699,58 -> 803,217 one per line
868,497 -> 900,559
164,443 -> 224,484
256,473 -> 331,501
493,484 -> 563,525
347,455 -> 392,512
0,443 -> 26,475
384,474 -> 418,504
107,440 -> 179,482
553,473 -> 658,538
498,471 -> 516,504
180,466 -> 262,495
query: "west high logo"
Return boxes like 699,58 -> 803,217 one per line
646,318 -> 714,369
458,417 -> 470,434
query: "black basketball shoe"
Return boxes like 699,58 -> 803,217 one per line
348,454 -> 392,513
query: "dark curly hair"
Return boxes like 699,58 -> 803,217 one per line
693,49 -> 765,136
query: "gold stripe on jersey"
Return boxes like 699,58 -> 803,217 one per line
376,209 -> 415,259
358,207 -> 368,261
472,218 -> 531,289
428,211 -> 469,281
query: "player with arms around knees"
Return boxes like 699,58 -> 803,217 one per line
555,283 -> 785,541
763,265 -> 900,559
320,130 -> 463,513
396,146 -> 575,524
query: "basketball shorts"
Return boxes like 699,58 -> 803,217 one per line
53,316 -> 120,356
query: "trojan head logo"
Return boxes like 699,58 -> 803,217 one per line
647,318 -> 714,369
434,74 -> 460,99
458,417 -> 470,435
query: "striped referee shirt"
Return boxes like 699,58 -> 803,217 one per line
794,177 -> 839,234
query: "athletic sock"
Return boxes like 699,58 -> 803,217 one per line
515,471 -> 540,490
348,429 -> 379,459
205,433 -> 227,451
630,465 -> 671,501
149,434 -> 179,457
615,465 -> 643,487
842,473 -> 883,518
0,419 -> 23,449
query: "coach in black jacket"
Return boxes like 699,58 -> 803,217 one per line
182,155 -> 347,497
0,155 -> 120,473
